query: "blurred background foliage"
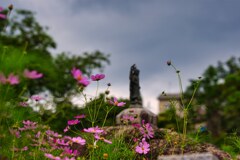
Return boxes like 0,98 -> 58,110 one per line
185,57 -> 240,136
0,8 -> 115,135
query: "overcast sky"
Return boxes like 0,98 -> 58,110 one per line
2,1 -> 240,113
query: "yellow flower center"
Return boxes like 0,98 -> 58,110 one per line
77,75 -> 82,81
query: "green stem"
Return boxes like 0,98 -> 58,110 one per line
81,92 -> 93,126
95,86 -> 110,124
171,64 -> 185,107
3,84 -> 10,102
92,81 -> 99,126
170,100 -> 180,132
101,106 -> 114,127
76,88 -> 94,126
186,80 -> 201,109
17,42 -> 28,67
182,108 -> 188,152
70,128 -> 82,136
1,46 -> 7,62
18,84 -> 27,98
11,138 -> 15,159
37,131 -> 45,153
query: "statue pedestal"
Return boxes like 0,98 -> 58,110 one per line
117,64 -> 158,126
116,107 -> 158,126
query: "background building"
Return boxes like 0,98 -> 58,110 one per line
158,93 -> 182,115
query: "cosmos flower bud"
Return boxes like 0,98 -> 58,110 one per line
167,60 -> 171,66
8,4 -> 13,11
105,90 -> 110,95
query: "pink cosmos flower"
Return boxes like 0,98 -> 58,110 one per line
0,6 -> 6,19
57,139 -> 69,146
35,131 -> 41,138
90,73 -> 105,81
8,73 -> 20,85
19,102 -> 28,107
44,153 -> 61,160
94,134 -> 101,140
13,146 -> 28,152
31,95 -> 43,101
0,73 -> 19,85
133,137 -> 139,142
74,114 -> 85,119
94,134 -> 112,144
83,126 -> 104,134
103,139 -> 112,144
64,126 -> 70,133
71,67 -> 90,86
21,146 -> 28,151
139,120 -> 154,139
67,119 -> 80,125
19,120 -> 37,131
132,123 -> 141,128
9,129 -> 21,138
109,97 -> 126,107
122,114 -> 135,122
22,120 -> 37,126
23,69 -> 43,79
45,130 -> 60,138
63,157 -> 76,160
0,73 -> 5,83
62,147 -> 79,157
71,137 -> 86,145
135,138 -> 150,155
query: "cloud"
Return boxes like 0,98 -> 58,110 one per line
2,0 -> 240,114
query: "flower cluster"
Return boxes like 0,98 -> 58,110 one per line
71,137 -> 86,145
139,120 -> 154,139
121,114 -> 135,125
6,66 -> 134,159
19,91 -> 56,114
0,73 -> 19,85
64,114 -> 85,133
19,120 -> 38,131
0,69 -> 43,85
71,68 -> 90,87
71,67 -> 105,87
134,120 -> 154,155
10,120 -> 89,160
84,126 -> 112,148
0,6 -> 6,19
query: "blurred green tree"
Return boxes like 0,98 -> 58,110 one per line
0,9 -> 56,54
0,7 -> 111,132
186,57 -> 240,137
0,8 -> 110,96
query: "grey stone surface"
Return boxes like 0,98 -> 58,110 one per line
158,153 -> 219,160
116,108 -> 157,125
